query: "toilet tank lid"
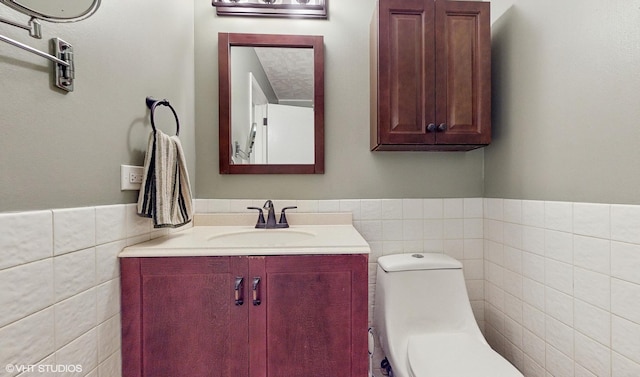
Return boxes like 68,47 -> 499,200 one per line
378,253 -> 462,272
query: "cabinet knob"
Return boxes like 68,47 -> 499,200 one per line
427,123 -> 436,133
437,123 -> 447,132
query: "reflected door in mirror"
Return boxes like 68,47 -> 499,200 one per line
231,55 -> 314,166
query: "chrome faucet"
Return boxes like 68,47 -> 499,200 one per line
247,200 -> 297,229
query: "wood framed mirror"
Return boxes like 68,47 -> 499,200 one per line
219,33 -> 324,174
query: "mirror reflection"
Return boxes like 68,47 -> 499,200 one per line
231,46 -> 315,166
218,33 -> 324,174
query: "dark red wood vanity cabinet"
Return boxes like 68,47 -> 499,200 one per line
120,254 -> 368,377
370,0 -> 491,151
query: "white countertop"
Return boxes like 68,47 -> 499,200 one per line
119,213 -> 371,257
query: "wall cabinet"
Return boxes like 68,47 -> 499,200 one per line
370,0 -> 491,151
120,254 -> 368,377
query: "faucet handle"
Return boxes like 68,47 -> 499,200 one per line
277,206 -> 298,228
247,207 -> 266,228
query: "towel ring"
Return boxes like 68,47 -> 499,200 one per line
146,96 -> 180,136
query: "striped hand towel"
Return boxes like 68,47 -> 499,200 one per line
137,129 -> 193,228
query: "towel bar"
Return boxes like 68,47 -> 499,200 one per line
146,96 -> 180,136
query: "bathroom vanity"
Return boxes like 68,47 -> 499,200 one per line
119,213 -> 370,377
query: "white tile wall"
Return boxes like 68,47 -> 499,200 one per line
0,204 -> 166,377
0,211 -> 52,270
483,199 -> 640,377
4,197 -> 640,377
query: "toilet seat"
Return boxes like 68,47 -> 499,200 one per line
407,333 -> 523,377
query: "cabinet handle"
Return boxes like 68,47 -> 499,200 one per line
252,277 -> 261,306
437,123 -> 447,132
234,277 -> 244,306
427,123 -> 436,133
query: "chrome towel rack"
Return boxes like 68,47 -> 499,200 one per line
146,97 -> 180,136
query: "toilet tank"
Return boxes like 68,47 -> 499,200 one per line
374,253 -> 484,375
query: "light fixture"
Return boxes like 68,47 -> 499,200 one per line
211,0 -> 327,19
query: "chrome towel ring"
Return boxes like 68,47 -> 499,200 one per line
146,96 -> 180,136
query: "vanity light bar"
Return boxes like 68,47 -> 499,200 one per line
211,0 -> 327,19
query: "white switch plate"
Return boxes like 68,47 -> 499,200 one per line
121,165 -> 144,191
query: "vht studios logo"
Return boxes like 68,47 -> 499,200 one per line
5,364 -> 83,374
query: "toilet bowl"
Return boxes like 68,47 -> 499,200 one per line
373,253 -> 523,377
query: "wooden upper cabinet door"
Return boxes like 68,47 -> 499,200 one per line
434,0 -> 491,145
371,0 -> 491,151
376,0 -> 435,146
249,255 -> 369,377
130,257 -> 249,377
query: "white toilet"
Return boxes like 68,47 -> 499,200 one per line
374,253 -> 524,377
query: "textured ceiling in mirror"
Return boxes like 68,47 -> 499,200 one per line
254,47 -> 314,103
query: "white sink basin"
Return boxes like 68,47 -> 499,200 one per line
207,229 -> 316,246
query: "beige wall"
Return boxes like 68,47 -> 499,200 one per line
485,0 -> 640,204
194,0 -> 485,200
7,0 -> 636,211
0,0 -> 195,212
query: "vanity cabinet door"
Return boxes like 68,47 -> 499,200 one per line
248,255 -> 369,377
121,257 -> 249,377
121,254 -> 369,377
